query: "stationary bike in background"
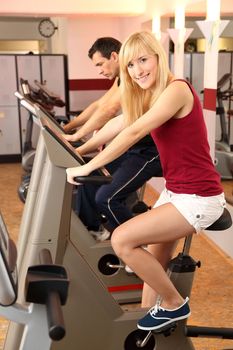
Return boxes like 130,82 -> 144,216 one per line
34,79 -> 83,125
214,73 -> 233,179
18,79 -> 69,203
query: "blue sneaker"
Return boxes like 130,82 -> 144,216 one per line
137,297 -> 191,331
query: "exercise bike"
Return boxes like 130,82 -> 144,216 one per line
17,79 -> 68,203
0,212 -> 69,350
13,95 -> 145,307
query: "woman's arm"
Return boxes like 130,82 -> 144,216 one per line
77,114 -> 124,156
66,81 -> 193,184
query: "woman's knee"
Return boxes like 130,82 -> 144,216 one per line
111,226 -> 131,258
111,227 -> 122,254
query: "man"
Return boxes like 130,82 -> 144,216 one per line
63,37 -> 121,138
64,37 -> 162,241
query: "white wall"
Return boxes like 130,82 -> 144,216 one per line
50,17 -> 69,55
66,16 -> 143,79
65,16 -> 143,110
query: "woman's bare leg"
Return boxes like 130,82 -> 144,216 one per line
141,240 -> 179,308
111,203 -> 194,309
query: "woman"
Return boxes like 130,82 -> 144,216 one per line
66,31 -> 225,331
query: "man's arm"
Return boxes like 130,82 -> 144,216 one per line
63,78 -> 121,141
63,100 -> 99,133
76,114 -> 124,156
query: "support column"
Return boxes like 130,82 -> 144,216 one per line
196,18 -> 229,159
167,4 -> 193,78
167,27 -> 193,78
152,15 -> 169,58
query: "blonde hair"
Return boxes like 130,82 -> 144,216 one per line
119,31 -> 171,125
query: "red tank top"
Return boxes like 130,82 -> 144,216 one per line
150,80 -> 222,196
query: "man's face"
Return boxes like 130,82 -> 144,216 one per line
91,51 -> 119,80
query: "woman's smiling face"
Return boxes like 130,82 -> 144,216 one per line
127,53 -> 158,90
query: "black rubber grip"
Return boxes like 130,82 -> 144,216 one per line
74,175 -> 112,184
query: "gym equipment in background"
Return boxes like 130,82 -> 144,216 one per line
17,79 -> 68,203
215,73 -> 233,179
0,53 -> 68,162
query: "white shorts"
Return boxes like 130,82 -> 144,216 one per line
153,188 -> 226,233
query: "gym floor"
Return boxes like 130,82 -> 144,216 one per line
0,163 -> 233,350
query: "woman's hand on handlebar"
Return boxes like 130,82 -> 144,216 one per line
66,164 -> 91,185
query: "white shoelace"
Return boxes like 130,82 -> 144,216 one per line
149,297 -> 189,318
150,304 -> 161,317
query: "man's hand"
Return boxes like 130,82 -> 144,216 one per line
62,133 -> 78,142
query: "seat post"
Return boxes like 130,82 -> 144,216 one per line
182,235 -> 193,256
